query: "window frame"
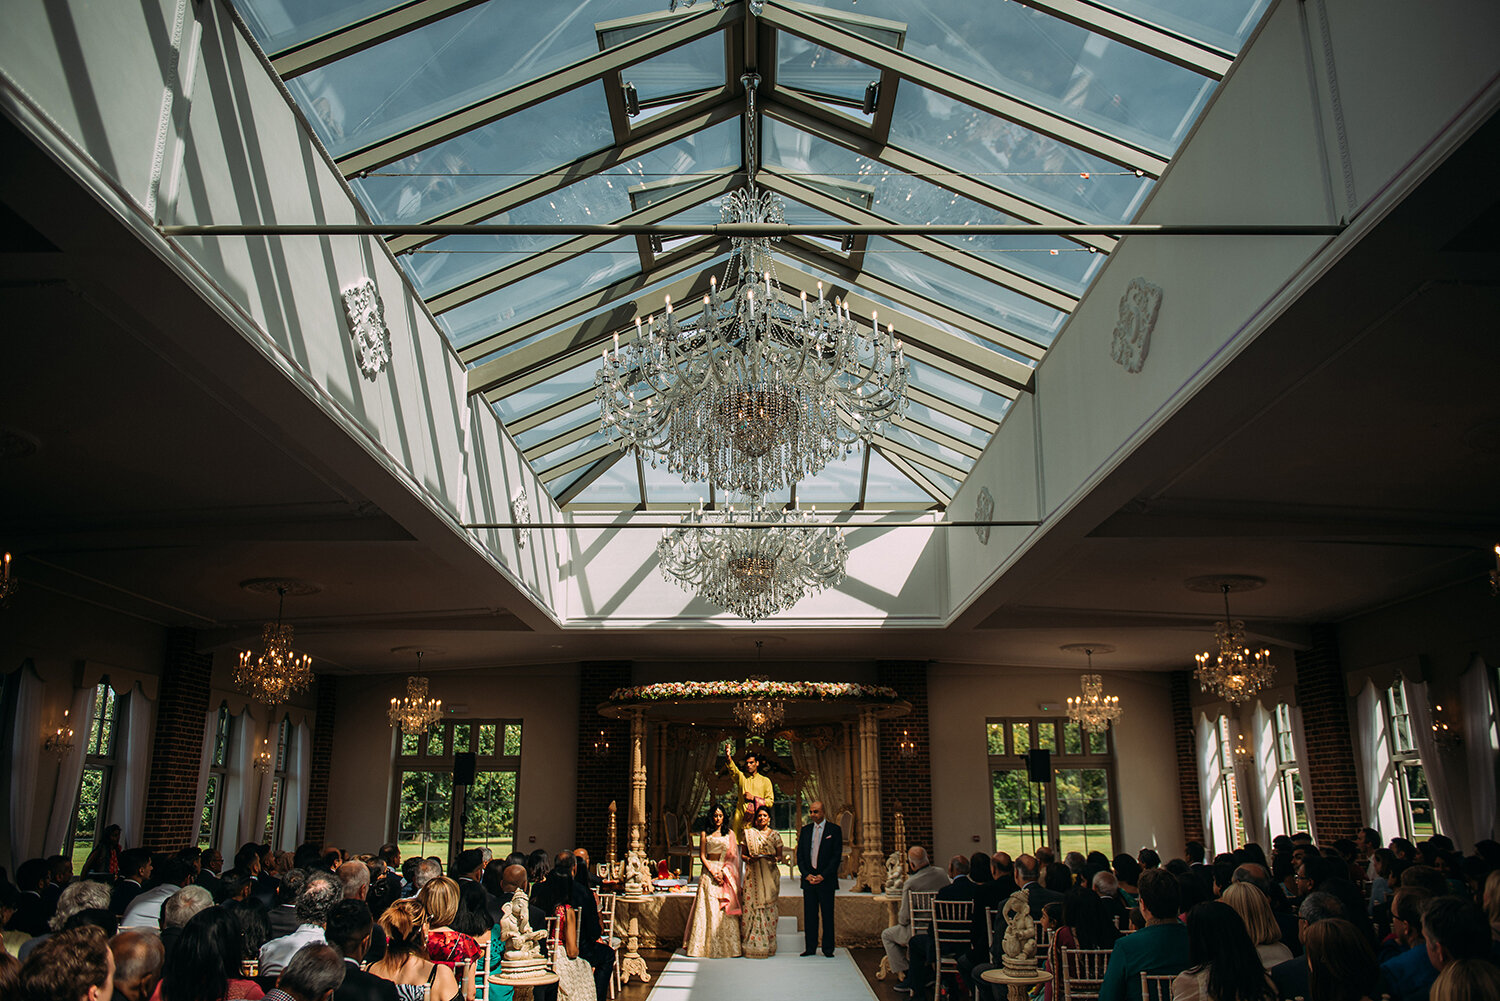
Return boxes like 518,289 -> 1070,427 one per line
391,719 -> 524,860
984,716 -> 1118,858
199,703 -> 232,850
1384,681 -> 1439,839
1271,702 -> 1307,836
1214,715 -> 1245,850
265,716 -> 292,849
66,680 -> 120,868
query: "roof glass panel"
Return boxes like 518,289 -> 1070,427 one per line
907,359 -> 1013,422
621,32 -> 725,105
1103,0 -> 1271,51
884,424 -> 976,474
282,1 -> 664,157
910,461 -> 961,499
762,120 -> 1102,296
888,85 -> 1154,224
904,400 -> 992,450
349,84 -> 615,223
776,35 -> 882,105
535,428 -> 613,474
793,0 -> 1215,154
513,403 -> 597,452
569,455 -> 642,505
493,359 -> 600,425
640,460 -> 711,505
793,451 -> 864,504
437,237 -> 640,348
237,0 -> 402,53
863,448 -> 941,503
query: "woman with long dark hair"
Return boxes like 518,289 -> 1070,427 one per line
82,825 -> 123,880
1304,918 -> 1378,1001
1170,901 -> 1274,1001
682,803 -> 742,959
159,906 -> 264,1001
535,855 -> 596,1001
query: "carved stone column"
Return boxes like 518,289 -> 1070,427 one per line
623,708 -> 653,898
854,706 -> 886,891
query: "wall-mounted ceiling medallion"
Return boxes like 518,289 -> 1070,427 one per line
1111,277 -> 1163,374
974,486 -> 994,545
342,277 -> 392,380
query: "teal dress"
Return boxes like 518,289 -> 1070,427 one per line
486,924 -> 513,1001
1098,922 -> 1190,1001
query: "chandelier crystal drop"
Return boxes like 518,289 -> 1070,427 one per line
1065,648 -> 1123,731
389,652 -> 443,735
1195,583 -> 1274,704
657,495 -> 848,620
596,76 -> 908,496
234,586 -> 314,706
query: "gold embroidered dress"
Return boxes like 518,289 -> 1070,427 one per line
682,831 -> 742,958
740,826 -> 783,958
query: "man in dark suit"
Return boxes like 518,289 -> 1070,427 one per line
110,849 -> 154,918
325,900 -> 398,1001
7,858 -> 51,936
797,800 -> 842,957
966,854 -> 1064,1001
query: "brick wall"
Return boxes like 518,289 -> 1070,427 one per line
141,629 -> 212,849
1295,625 -> 1362,841
574,662 -> 631,854
1170,671 -> 1206,845
303,675 -> 337,846
877,660 -> 932,852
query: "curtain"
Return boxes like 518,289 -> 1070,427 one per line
279,721 -> 312,848
116,683 -> 154,848
229,706 -> 262,852
790,733 -> 853,827
44,685 -> 99,857
659,729 -> 718,835
1354,682 -> 1400,837
191,708 -> 218,849
251,719 -> 277,847
1253,702 -> 1285,842
1461,656 -> 1497,842
1406,678 -> 1456,838
1288,705 -> 1319,838
1196,714 -> 1225,855
1,662 -> 45,870
1230,714 -> 1267,848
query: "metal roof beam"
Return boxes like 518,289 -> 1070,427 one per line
875,438 -> 969,485
555,451 -> 629,505
497,388 -> 594,434
270,0 -> 489,78
1009,0 -> 1234,78
540,441 -> 623,484
874,445 -> 953,505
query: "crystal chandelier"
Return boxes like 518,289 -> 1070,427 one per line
1065,647 -> 1123,731
658,495 -> 847,620
596,75 -> 908,496
389,651 -> 443,735
1194,582 -> 1274,704
234,585 -> 314,706
733,665 -> 785,734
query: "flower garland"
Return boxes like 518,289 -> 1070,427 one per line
607,680 -> 898,702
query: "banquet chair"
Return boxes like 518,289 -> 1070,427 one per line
931,899 -> 974,1001
835,808 -> 855,876
597,891 -> 621,999
1059,947 -> 1111,1001
663,813 -> 694,876
546,916 -> 560,974
1140,973 -> 1176,1001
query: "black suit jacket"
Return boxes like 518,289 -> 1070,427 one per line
796,821 -> 842,889
970,877 -> 1020,961
109,880 -> 144,918
7,891 -> 49,936
335,958 -> 398,1001
196,870 -> 223,901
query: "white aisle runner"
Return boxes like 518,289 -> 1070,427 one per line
647,916 -> 876,1001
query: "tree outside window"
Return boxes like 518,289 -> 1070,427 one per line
1385,682 -> 1437,839
68,681 -> 119,871
200,704 -> 231,849
1272,703 -> 1307,835
1216,716 -> 1245,849
986,717 -> 1116,857
394,719 -> 522,861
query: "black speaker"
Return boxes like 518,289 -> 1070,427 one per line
1025,748 -> 1052,783
454,751 -> 477,785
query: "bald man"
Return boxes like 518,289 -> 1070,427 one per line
109,930 -> 164,1001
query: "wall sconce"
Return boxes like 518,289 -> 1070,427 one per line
896,728 -> 918,759
253,737 -> 272,774
0,551 -> 14,606
592,729 -> 611,758
1490,543 -> 1499,597
1233,729 -> 1253,762
1431,703 -> 1463,751
43,709 -> 75,758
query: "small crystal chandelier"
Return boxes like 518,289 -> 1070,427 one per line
596,75 -> 907,496
234,585 -> 314,706
1194,581 -> 1274,704
389,651 -> 443,735
1430,703 -> 1463,751
732,661 -> 785,734
658,495 -> 847,620
43,709 -> 75,759
253,737 -> 272,774
1065,647 -> 1123,731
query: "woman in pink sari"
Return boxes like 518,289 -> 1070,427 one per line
682,803 -> 743,958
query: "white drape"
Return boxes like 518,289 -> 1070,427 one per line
1460,656 -> 1497,842
790,734 -> 854,823
44,686 -> 99,856
228,706 -> 262,852
117,683 -> 154,848
1230,714 -> 1268,848
1405,678 -> 1455,837
1355,681 -> 1401,837
1197,714 -> 1226,854
1253,702 -> 1286,842
191,708 -> 219,849
2,662 -> 45,870
1288,705 -> 1318,837
250,718 -> 277,846
279,721 -> 312,848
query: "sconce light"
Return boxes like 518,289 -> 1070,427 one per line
1431,703 -> 1463,751
592,729 -> 612,758
896,728 -> 918,759
44,709 -> 75,758
0,551 -> 14,606
253,737 -> 272,774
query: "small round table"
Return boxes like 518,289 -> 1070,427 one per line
614,895 -> 654,984
870,893 -> 900,980
980,967 -> 1053,1001
489,971 -> 559,1001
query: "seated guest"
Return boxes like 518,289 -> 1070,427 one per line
409,861 -> 440,897
20,925 -> 114,1001
10,858 -> 56,937
533,851 -> 612,1001
161,906 -> 265,1001
111,851 -> 155,919
43,856 -> 72,916
260,873 -> 341,977
225,900 -> 272,969
1218,883 -> 1291,968
1113,854 -> 1142,905
108,929 -> 163,1001
1420,897 -> 1494,979
160,886 -> 214,954
324,900 -> 397,1001
905,855 -> 978,995
1170,901 -> 1273,1001
1092,870 -> 1129,931
1430,958 -> 1500,1001
267,944 -> 345,1001
268,871 -> 310,939
1305,917 -> 1379,1001
881,847 -> 950,995
1056,886 -> 1119,953
418,877 -> 480,998
19,881 -> 113,961
197,851 -> 225,902
82,826 -> 124,882
1270,891 -> 1345,999
570,850 -> 600,891
1098,868 -> 1190,1001
122,859 -> 196,930
1380,886 -> 1437,997
1230,864 -> 1300,956
368,900 -> 459,1001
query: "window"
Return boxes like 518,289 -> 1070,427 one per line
1385,681 -> 1437,838
68,681 -> 120,871
986,717 -> 1116,857
265,717 -> 292,848
1215,716 -> 1245,849
199,704 -> 231,849
1272,703 -> 1308,835
394,719 -> 522,860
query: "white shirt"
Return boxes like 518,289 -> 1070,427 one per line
811,821 -> 826,868
120,884 -> 179,929
259,924 -> 327,975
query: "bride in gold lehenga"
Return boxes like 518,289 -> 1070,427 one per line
740,804 -> 785,958
682,803 -> 743,958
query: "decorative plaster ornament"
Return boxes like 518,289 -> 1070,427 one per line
974,486 -> 994,545
341,278 -> 392,379
511,488 -> 531,548
1110,277 -> 1163,374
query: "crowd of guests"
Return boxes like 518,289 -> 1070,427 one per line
880,829 -> 1500,1001
1,836 -> 615,1001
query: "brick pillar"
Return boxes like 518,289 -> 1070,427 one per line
877,660 -> 932,853
575,662 -> 631,854
1170,671 -> 1206,845
1295,625 -> 1361,842
141,629 -> 212,848
303,676 -> 337,846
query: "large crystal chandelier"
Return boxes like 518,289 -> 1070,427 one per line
1065,647 -> 1123,731
596,75 -> 908,496
389,651 -> 443,735
658,495 -> 847,620
234,585 -> 314,706
1194,581 -> 1274,704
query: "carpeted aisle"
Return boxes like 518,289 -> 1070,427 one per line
646,916 -> 878,1001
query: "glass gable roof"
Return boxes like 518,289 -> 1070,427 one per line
236,0 -> 1268,512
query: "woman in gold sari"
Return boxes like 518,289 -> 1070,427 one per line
741,804 -> 785,958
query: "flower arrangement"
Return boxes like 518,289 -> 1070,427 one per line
607,680 -> 899,702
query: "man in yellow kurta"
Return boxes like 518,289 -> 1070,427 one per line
725,742 -> 775,837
